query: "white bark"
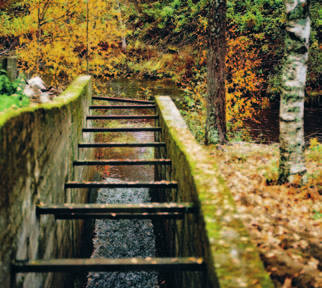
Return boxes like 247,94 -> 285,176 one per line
278,0 -> 310,184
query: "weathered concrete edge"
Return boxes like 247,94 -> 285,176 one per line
0,75 -> 91,129
155,96 -> 274,288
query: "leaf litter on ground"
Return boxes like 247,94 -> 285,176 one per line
206,142 -> 322,288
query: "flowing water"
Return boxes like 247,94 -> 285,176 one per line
84,79 -> 183,287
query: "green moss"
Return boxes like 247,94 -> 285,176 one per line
0,75 -> 90,129
0,75 -> 93,288
155,96 -> 274,288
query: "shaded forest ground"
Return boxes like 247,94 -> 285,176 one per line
206,142 -> 321,288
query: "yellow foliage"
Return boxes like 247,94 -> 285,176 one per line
1,0 -> 130,86
309,138 -> 319,150
225,35 -> 267,130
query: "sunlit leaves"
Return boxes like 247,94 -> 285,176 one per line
225,35 -> 266,129
0,0 -> 130,90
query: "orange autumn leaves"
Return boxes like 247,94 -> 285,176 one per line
226,35 -> 268,128
188,32 -> 268,136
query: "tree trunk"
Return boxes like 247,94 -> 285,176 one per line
205,0 -> 228,145
278,0 -> 310,184
117,0 -> 127,50
37,7 -> 41,73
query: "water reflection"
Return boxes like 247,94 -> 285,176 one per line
86,84 -> 161,287
95,78 -> 321,144
244,108 -> 322,144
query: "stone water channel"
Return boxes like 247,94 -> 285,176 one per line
76,79 -> 321,288
77,80 -> 183,288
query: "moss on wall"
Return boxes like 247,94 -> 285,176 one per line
0,75 -> 94,288
154,96 -> 273,288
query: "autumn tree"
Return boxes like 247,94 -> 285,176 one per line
278,0 -> 310,184
0,0 -> 130,89
205,0 -> 228,145
0,0 -> 15,10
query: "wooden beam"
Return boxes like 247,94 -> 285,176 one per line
37,203 -> 195,214
65,180 -> 177,189
78,142 -> 166,148
12,257 -> 205,273
82,127 -> 161,132
92,96 -> 154,104
73,159 -> 171,166
89,105 -> 156,109
86,115 -> 158,120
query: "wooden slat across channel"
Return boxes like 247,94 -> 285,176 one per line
65,181 -> 178,189
83,127 -> 161,132
12,257 -> 205,273
36,203 -> 195,219
78,142 -> 166,148
37,203 -> 194,213
44,213 -> 185,220
89,105 -> 156,109
92,96 -> 154,104
10,94 -> 208,286
86,115 -> 158,120
73,159 -> 171,166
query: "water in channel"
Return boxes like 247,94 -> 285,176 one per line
85,80 -> 182,288
95,79 -> 321,143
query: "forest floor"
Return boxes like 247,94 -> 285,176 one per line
205,142 -> 322,288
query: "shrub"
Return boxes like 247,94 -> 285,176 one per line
0,71 -> 29,112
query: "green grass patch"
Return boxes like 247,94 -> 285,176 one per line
0,93 -> 30,112
0,71 -> 30,113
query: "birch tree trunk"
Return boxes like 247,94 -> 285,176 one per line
278,0 -> 310,184
205,0 -> 228,145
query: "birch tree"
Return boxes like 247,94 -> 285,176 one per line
278,0 -> 310,184
205,0 -> 228,145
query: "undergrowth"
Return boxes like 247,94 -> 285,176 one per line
0,71 -> 29,113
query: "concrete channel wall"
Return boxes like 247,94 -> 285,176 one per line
154,96 -> 274,288
0,76 -> 94,288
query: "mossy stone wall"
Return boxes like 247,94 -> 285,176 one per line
0,76 -> 94,288
154,96 -> 274,288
